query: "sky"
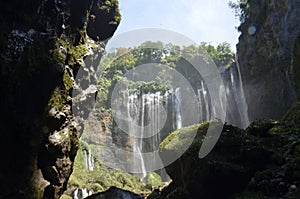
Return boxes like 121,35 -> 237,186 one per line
114,0 -> 240,51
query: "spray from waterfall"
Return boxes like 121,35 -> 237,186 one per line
125,88 -> 183,179
233,54 -> 250,128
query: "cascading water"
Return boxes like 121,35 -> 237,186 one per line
197,62 -> 250,128
197,80 -> 211,122
114,57 -> 250,179
123,89 -> 183,179
73,188 -> 91,199
83,149 -> 94,171
234,54 -> 250,128
173,88 -> 182,130
196,57 -> 250,129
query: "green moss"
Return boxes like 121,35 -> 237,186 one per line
53,35 -> 89,67
63,141 -> 152,198
79,139 -> 90,152
47,87 -> 67,111
60,194 -> 72,199
146,172 -> 162,188
100,0 -> 117,13
87,183 -> 104,192
68,175 -> 82,188
68,44 -> 89,66
51,48 -> 66,64
47,34 -> 89,112
159,122 -> 209,152
32,184 -> 44,199
63,69 -> 74,91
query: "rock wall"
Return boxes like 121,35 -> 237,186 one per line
292,34 -> 300,100
0,0 -> 120,198
237,0 -> 300,121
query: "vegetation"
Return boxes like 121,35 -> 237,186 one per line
228,0 -> 250,22
229,0 -> 267,28
96,41 -> 235,109
63,41 -> 236,198
61,140 -> 152,198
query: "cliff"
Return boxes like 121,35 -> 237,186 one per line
237,0 -> 300,121
0,0 -> 120,198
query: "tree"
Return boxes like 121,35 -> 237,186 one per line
228,0 -> 249,22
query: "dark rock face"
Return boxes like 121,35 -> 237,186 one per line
0,0 -> 120,198
292,34 -> 300,100
151,117 -> 300,199
86,187 -> 143,199
237,0 -> 300,121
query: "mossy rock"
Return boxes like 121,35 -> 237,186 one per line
60,194 -> 73,199
246,120 -> 280,137
145,172 -> 162,188
159,122 -> 249,198
282,102 -> 300,129
156,120 -> 294,198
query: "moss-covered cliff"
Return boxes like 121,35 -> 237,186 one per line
0,0 -> 120,198
237,0 -> 300,121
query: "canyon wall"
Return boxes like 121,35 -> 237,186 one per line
237,0 -> 300,121
0,0 -> 120,198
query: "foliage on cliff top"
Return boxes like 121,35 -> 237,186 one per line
96,41 -> 235,108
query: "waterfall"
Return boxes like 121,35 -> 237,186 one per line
173,88 -> 182,129
123,89 -> 183,178
197,80 -> 211,122
235,54 -> 250,128
194,57 -> 249,129
119,65 -> 249,178
136,146 -> 147,180
83,149 -> 94,171
219,56 -> 250,129
73,188 -> 90,199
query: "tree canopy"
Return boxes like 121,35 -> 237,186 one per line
96,41 -> 235,108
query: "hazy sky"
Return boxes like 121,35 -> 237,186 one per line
114,0 -> 240,51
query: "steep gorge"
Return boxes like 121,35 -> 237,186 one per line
2,0 -> 300,198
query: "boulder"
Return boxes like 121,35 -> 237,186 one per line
150,118 -> 300,198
